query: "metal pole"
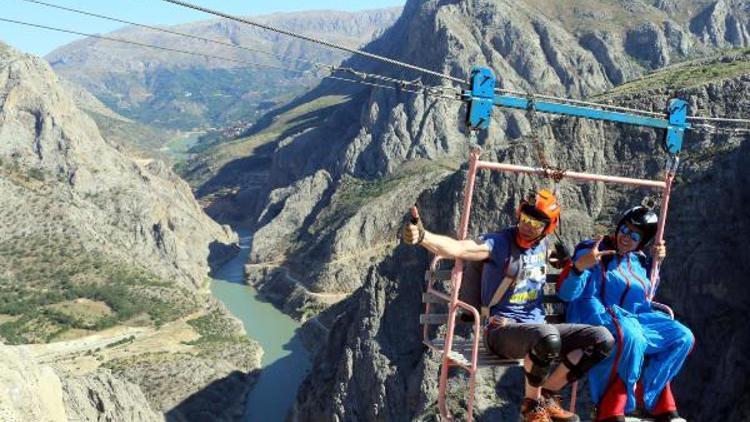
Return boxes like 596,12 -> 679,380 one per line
477,162 -> 667,189
438,147 -> 481,422
650,158 -> 678,300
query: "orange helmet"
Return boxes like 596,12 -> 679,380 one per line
517,189 -> 561,235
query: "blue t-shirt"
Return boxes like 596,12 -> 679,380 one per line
479,228 -> 547,323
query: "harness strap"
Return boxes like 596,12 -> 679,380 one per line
481,275 -> 516,319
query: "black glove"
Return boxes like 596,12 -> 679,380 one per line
549,240 -> 571,269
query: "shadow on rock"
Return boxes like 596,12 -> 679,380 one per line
165,369 -> 261,422
208,239 -> 241,277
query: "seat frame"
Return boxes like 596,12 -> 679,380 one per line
421,148 -> 678,422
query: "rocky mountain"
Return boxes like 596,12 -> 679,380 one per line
180,0 -> 750,420
46,8 -> 402,132
0,42 -> 261,419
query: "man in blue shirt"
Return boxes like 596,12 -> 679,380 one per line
405,190 -> 614,422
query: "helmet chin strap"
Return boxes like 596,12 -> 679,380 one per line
515,226 -> 544,249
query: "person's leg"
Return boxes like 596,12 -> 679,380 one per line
638,312 -> 694,417
486,323 -> 562,396
537,324 -> 613,422
486,322 -> 561,421
544,324 -> 614,391
595,309 -> 648,421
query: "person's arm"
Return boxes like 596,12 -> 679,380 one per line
402,206 -> 490,261
420,231 -> 491,261
558,237 -> 613,302
646,240 -> 667,278
557,248 -> 591,302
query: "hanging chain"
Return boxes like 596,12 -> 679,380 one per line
526,95 -> 566,183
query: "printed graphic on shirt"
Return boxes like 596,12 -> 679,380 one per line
506,253 -> 545,305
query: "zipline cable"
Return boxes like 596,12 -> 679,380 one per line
0,17 -> 459,103
20,0 -> 327,69
159,0 -> 468,86
15,0 -> 433,93
0,17 -> 307,73
27,0 -> 750,127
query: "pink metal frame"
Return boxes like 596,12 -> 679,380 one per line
425,148 -> 677,421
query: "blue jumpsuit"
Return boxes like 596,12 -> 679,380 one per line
558,238 -> 694,412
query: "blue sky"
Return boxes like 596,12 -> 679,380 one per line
0,0 -> 406,57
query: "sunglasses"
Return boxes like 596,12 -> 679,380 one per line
619,225 -> 642,243
519,213 -> 546,230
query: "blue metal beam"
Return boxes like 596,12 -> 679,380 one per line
463,67 -> 690,154
492,95 -> 671,129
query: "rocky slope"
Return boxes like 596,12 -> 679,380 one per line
0,42 -> 261,419
0,345 -> 163,422
46,8 -> 402,131
0,42 -> 234,289
58,77 -> 177,160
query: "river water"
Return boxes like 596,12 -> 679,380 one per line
210,232 -> 311,421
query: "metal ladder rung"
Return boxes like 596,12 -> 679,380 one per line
425,269 -> 453,282
428,339 -> 523,367
420,313 -> 449,325
422,292 -> 448,304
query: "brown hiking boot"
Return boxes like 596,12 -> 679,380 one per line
521,398 -> 552,422
541,390 -> 580,422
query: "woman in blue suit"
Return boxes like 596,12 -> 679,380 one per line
558,206 -> 693,422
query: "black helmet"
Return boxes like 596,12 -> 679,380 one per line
616,206 -> 658,247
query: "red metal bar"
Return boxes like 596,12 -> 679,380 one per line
438,148 -> 481,421
423,256 -> 446,343
650,170 -> 675,300
466,303 -> 481,422
476,161 -> 667,189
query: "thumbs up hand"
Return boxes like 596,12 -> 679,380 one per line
403,206 -> 426,245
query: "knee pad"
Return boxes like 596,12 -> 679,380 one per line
563,339 -> 614,383
525,333 -> 561,387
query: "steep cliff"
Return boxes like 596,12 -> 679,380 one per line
0,42 -> 233,290
0,42 -> 261,419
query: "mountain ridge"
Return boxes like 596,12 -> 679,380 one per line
45,7 -> 403,132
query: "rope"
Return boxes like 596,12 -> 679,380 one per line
324,75 -> 461,102
0,17 -> 308,73
687,115 -> 750,124
22,0 -> 465,99
691,123 -> 750,135
18,1 -> 750,134
496,87 -> 667,118
20,0 -> 324,69
0,17 -> 464,105
160,0 -> 468,86
37,0 -> 749,128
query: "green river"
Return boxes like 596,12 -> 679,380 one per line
210,231 -> 311,421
